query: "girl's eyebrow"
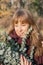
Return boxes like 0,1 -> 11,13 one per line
14,18 -> 29,24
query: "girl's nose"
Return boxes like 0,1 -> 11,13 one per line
19,26 -> 22,32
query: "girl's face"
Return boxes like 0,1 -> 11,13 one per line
14,21 -> 29,38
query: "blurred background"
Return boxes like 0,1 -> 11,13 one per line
0,0 -> 43,41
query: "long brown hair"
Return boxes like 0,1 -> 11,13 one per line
10,8 -> 43,57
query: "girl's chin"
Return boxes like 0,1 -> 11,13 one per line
16,33 -> 26,38
18,35 -> 25,38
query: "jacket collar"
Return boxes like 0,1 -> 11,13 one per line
9,29 -> 30,45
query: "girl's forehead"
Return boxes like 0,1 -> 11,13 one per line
14,16 -> 29,24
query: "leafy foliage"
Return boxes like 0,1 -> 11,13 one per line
28,0 -> 43,16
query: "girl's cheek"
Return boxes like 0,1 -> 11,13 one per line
15,27 -> 18,32
22,26 -> 29,30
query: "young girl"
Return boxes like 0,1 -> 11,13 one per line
9,9 -> 43,65
0,8 -> 43,65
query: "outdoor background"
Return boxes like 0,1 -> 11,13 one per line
0,0 -> 43,37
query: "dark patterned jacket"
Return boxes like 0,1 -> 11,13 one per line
9,29 -> 43,65
0,29 -> 43,65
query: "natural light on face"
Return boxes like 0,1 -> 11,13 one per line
14,17 -> 29,38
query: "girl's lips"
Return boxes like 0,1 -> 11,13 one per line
19,33 -> 23,35
18,32 -> 24,35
